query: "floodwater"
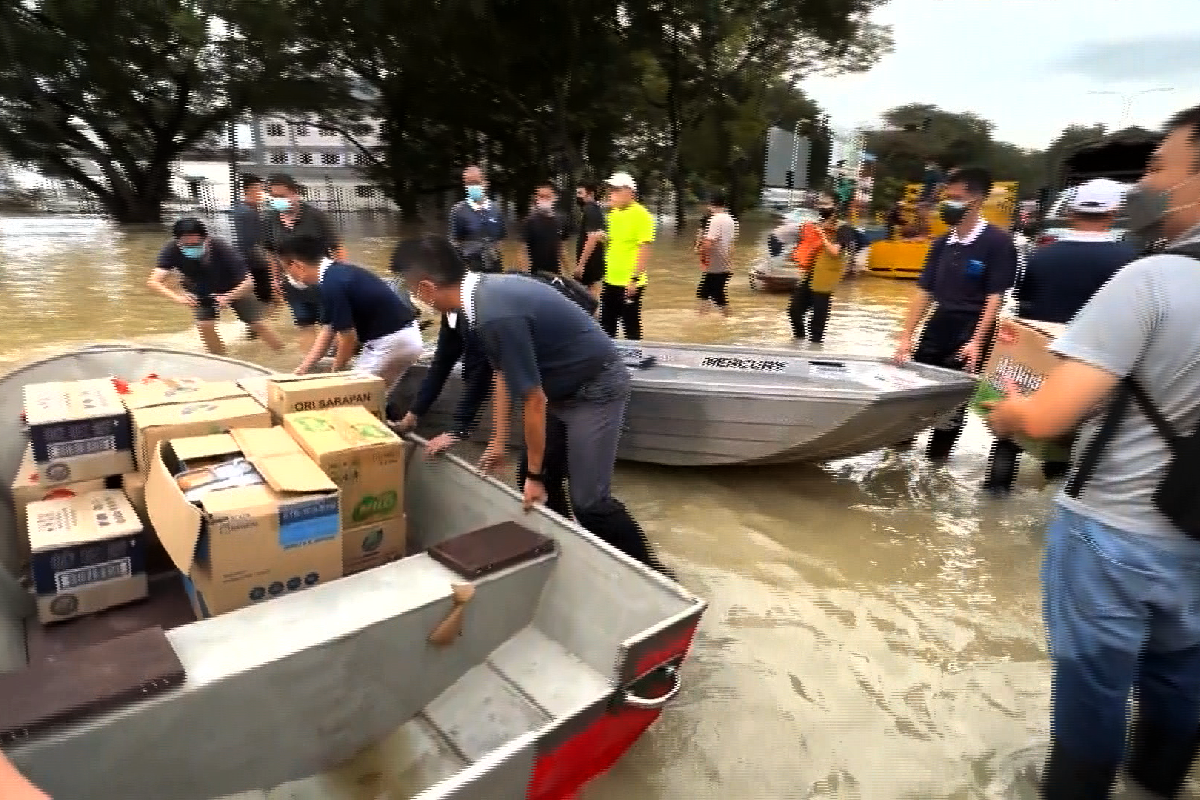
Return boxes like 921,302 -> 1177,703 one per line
0,212 -> 1091,798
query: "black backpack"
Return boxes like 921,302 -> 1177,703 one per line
524,270 -> 600,316
1065,246 -> 1200,538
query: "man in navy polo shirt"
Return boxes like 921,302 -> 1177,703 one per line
984,178 -> 1138,491
893,166 -> 1018,460
449,165 -> 506,273
393,234 -> 673,579
280,235 -> 423,397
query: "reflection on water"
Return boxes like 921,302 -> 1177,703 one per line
0,213 -> 1065,798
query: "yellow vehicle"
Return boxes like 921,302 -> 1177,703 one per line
865,181 -> 1018,279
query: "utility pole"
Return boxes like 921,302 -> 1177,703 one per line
1087,87 -> 1174,128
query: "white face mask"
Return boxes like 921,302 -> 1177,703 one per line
286,274 -> 308,289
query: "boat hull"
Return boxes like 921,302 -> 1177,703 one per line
392,340 -> 978,467
0,345 -> 704,800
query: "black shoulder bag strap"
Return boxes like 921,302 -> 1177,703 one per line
1064,377 -> 1178,498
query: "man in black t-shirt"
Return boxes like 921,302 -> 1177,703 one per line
573,181 -> 607,302
520,182 -> 570,274
147,217 -> 283,355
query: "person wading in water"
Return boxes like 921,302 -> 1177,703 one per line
787,198 -> 856,345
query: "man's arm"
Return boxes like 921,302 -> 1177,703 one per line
986,259 -> 1160,439
1,752 -> 49,800
410,321 -> 465,418
451,335 -> 495,437
296,326 -> 335,375
331,329 -> 359,372
147,267 -> 189,304
896,238 -> 945,352
313,207 -> 348,261
480,319 -> 542,451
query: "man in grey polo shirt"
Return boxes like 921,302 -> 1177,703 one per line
984,104 -> 1200,799
392,234 -> 673,579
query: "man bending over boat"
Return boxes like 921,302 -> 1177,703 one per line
1,752 -> 48,799
391,306 -> 573,520
278,235 -> 424,398
147,217 -> 284,356
392,234 -> 674,578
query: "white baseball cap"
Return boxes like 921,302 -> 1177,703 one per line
1067,178 -> 1126,214
606,172 -> 637,192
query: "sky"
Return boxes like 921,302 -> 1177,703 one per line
802,0 -> 1200,150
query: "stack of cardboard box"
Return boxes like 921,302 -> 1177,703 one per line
8,370 -> 407,628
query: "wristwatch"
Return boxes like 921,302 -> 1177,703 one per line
525,471 -> 545,482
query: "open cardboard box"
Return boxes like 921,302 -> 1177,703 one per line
128,382 -> 271,472
146,427 -> 342,619
248,373 -> 387,422
971,318 -> 1075,463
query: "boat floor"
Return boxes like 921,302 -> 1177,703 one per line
216,626 -> 611,800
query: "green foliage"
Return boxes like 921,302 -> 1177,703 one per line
0,0 -> 352,222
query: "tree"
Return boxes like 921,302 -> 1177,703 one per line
0,0 -> 351,223
1042,123 -> 1107,187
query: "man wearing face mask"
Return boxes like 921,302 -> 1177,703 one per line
449,165 -> 507,273
263,173 -> 346,347
147,217 -> 284,355
282,235 -> 423,397
893,166 -> 1018,460
981,104 -> 1200,800
787,197 -> 857,344
573,181 -> 607,302
520,181 -> 570,274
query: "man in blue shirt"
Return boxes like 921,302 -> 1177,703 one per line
984,178 -> 1139,491
893,166 -> 1019,460
392,234 -> 673,578
448,165 -> 506,273
279,235 -> 423,396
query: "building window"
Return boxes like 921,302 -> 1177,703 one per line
291,122 -> 308,137
297,185 -> 309,198
319,128 -> 338,137
265,122 -> 285,138
354,185 -> 375,198
268,151 -> 289,165
353,152 -> 370,167
296,152 -> 313,165
320,152 -> 342,166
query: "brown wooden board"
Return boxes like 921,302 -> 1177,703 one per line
25,572 -> 195,665
427,522 -> 555,580
0,626 -> 185,744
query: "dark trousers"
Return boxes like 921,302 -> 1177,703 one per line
696,272 -> 731,307
787,280 -> 832,342
515,412 -> 572,519
547,362 -> 669,575
910,307 -> 995,458
984,437 -> 1071,490
599,284 -> 644,340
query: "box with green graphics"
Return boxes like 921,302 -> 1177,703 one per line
970,319 -> 1074,463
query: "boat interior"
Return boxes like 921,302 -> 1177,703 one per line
0,346 -> 702,800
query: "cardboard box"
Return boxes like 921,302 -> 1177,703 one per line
11,446 -> 109,565
129,395 -> 272,472
146,427 -> 342,619
237,376 -> 270,409
23,378 -> 135,482
283,406 -> 405,530
264,373 -> 387,421
27,489 -> 148,624
971,319 -> 1074,462
342,515 -> 407,576
120,378 -> 248,412
121,471 -> 148,519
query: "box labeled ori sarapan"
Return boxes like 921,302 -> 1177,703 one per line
146,426 -> 343,619
261,373 -> 387,421
23,378 -> 135,483
283,406 -> 404,530
971,319 -> 1074,463
127,381 -> 271,473
27,489 -> 147,624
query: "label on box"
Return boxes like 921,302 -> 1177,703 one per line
278,495 -> 340,549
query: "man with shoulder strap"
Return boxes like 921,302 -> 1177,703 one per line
984,178 -> 1139,492
984,104 -> 1200,800
449,165 -> 506,273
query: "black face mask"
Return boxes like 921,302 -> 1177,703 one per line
817,207 -> 835,220
939,200 -> 969,226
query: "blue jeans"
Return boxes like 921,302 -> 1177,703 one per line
1043,503 -> 1200,766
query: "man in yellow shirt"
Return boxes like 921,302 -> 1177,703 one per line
787,197 -> 857,344
598,172 -> 653,339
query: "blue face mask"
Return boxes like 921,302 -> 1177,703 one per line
179,244 -> 204,259
269,197 -> 292,212
466,185 -> 485,202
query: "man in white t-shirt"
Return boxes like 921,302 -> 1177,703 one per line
696,191 -> 739,315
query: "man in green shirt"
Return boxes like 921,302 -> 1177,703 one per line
598,171 -> 653,340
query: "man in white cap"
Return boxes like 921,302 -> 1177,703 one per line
598,171 -> 653,339
983,177 -> 1139,492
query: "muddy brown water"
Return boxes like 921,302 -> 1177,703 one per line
1,213 -> 1075,798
